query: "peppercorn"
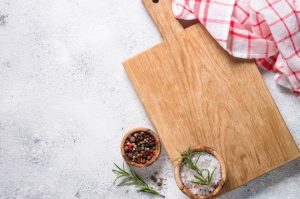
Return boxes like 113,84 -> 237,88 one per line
157,181 -> 162,186
130,136 -> 136,143
124,146 -> 129,152
150,175 -> 157,182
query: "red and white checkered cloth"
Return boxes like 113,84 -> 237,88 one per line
172,0 -> 300,98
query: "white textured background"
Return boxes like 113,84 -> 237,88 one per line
0,0 -> 299,198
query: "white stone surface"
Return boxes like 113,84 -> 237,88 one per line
0,0 -> 299,199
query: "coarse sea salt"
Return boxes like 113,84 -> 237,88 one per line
180,152 -> 221,196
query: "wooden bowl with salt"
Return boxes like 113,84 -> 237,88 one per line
120,127 -> 161,168
174,146 -> 226,199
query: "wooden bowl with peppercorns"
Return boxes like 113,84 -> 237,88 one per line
121,127 -> 161,168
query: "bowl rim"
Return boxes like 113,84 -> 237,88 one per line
120,127 -> 161,168
174,146 -> 226,199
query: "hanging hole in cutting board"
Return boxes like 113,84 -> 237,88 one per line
177,19 -> 200,29
150,0 -> 198,30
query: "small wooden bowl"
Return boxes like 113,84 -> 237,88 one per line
120,127 -> 161,168
174,146 -> 226,199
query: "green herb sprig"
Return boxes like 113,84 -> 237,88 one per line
112,163 -> 165,198
181,148 -> 216,185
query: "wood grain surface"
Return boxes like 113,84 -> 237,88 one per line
123,0 -> 300,192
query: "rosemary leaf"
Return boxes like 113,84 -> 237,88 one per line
208,167 -> 216,183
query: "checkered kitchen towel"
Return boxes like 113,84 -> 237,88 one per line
172,0 -> 300,98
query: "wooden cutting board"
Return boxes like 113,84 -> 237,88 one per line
123,0 -> 300,192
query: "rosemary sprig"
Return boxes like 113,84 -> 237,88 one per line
112,163 -> 165,198
181,147 -> 216,185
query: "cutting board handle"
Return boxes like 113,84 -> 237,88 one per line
143,0 -> 184,40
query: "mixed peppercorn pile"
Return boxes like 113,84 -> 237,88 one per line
124,130 -> 157,164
